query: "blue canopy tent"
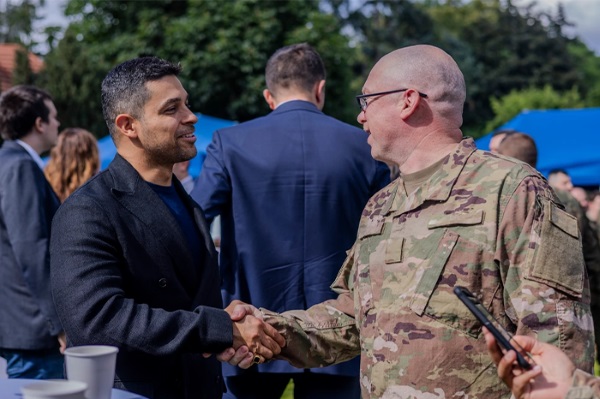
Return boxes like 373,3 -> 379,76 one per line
97,113 -> 236,177
475,108 -> 600,187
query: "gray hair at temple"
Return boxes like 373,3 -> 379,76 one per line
101,56 -> 181,140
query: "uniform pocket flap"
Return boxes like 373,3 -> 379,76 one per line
528,202 -> 584,297
550,205 -> 579,238
410,230 -> 460,315
359,215 -> 385,238
427,210 -> 485,229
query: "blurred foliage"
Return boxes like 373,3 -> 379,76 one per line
0,0 -> 42,46
568,39 -> 600,107
38,0 -> 357,136
485,85 -> 585,132
7,0 -> 600,139
425,0 -> 583,136
12,48 -> 36,86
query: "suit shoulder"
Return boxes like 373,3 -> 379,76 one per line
58,170 -> 112,209
214,115 -> 269,136
0,152 -> 44,183
322,114 -> 365,133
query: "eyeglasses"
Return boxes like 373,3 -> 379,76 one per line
356,88 -> 428,112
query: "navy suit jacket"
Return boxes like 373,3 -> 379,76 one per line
51,154 -> 232,399
192,100 -> 390,376
0,140 -> 61,350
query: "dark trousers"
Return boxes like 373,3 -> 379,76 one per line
223,372 -> 360,399
0,347 -> 64,379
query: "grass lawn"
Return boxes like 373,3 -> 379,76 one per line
280,380 -> 294,399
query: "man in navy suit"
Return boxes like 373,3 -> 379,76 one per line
50,57 -> 284,399
0,85 -> 65,379
192,43 -> 390,399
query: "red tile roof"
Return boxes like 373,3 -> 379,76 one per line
0,43 -> 44,92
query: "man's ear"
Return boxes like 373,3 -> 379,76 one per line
315,80 -> 326,110
398,89 -> 423,120
114,114 -> 138,139
263,89 -> 276,110
33,116 -> 45,133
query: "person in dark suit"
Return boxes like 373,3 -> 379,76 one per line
0,85 -> 65,379
191,43 -> 390,399
50,57 -> 284,399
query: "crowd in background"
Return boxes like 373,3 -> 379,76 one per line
1,41 -> 600,399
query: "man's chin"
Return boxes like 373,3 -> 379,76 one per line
178,149 -> 198,163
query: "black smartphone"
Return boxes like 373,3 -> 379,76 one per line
453,286 -> 533,370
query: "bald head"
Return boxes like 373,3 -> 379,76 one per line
372,45 -> 466,126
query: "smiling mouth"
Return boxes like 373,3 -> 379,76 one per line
179,132 -> 195,139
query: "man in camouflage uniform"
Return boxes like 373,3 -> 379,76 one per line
222,45 -> 594,398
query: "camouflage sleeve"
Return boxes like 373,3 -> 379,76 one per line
261,245 -> 361,369
496,173 -> 595,372
565,369 -> 600,399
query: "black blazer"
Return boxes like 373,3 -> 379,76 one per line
50,154 -> 232,399
0,140 -> 61,350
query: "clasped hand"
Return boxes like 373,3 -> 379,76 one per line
205,300 -> 285,369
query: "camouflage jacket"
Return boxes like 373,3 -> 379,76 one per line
567,369 -> 600,399
263,138 -> 594,399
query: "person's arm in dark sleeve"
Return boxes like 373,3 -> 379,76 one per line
190,130 -> 231,225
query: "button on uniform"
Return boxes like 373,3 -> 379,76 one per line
158,278 -> 167,288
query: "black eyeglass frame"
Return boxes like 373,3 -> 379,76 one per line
356,88 -> 428,111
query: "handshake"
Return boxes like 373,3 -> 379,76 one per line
206,300 -> 286,369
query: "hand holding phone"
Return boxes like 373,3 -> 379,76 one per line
453,286 -> 533,370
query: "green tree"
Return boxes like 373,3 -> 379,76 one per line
12,47 -> 35,85
286,10 -> 362,123
485,85 -> 584,132
568,39 -> 600,107
427,0 -> 583,136
0,0 -> 41,46
39,0 -> 358,137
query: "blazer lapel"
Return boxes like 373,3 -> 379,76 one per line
107,155 -> 196,300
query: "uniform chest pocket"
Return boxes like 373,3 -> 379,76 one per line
420,211 -> 495,335
365,226 -> 459,312
409,228 -> 460,315
356,210 -> 493,334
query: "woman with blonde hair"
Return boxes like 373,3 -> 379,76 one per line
45,127 -> 99,202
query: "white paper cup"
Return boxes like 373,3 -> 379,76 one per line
21,380 -> 88,399
64,345 -> 119,399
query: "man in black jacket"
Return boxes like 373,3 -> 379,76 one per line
50,57 -> 284,399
